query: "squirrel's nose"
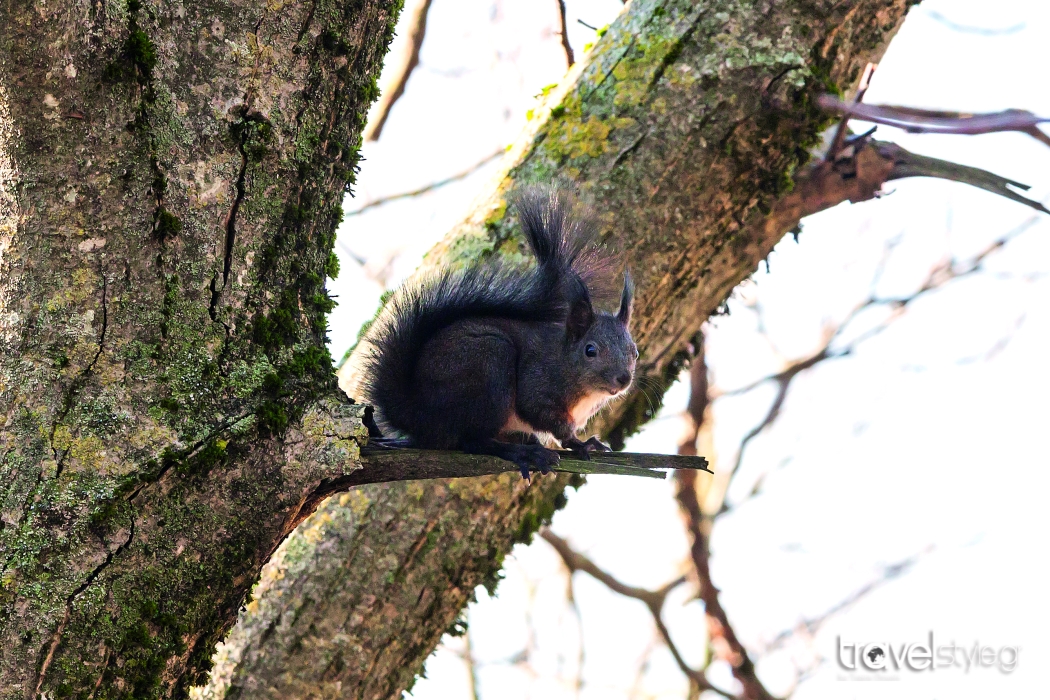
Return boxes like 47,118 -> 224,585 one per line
616,372 -> 632,389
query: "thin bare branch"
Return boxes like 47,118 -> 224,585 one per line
818,95 -> 1050,148
825,62 -> 876,163
759,546 -> 933,657
754,136 -> 1046,268
555,0 -> 575,68
540,529 -> 736,699
363,0 -> 435,141
715,215 -> 1041,508
720,348 -> 828,486
926,10 -> 1025,37
884,141 -> 1050,214
345,148 -> 505,217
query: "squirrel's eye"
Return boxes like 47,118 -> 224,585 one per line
585,343 -> 598,358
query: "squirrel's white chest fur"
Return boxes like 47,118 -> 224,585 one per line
502,390 -> 611,439
568,391 -> 611,429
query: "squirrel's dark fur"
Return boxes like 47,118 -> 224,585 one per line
360,189 -> 637,479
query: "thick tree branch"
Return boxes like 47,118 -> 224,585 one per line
0,0 -> 400,691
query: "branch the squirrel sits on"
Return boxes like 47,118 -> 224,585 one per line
360,188 -> 638,480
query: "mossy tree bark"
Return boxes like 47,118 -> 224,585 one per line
0,0 -> 402,696
201,1 -> 919,699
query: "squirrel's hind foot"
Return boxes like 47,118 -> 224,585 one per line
461,439 -> 560,481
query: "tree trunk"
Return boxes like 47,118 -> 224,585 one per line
201,1 -> 917,698
0,0 -> 401,696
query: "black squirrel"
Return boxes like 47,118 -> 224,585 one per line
361,189 -> 637,479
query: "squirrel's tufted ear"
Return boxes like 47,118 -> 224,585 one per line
565,277 -> 595,343
617,269 -> 634,327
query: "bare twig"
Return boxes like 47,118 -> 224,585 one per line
753,135 -> 1047,268
363,0 -> 435,141
555,0 -> 575,68
926,10 -> 1025,37
344,148 -> 505,216
884,141 -> 1050,214
655,174 -> 1042,700
627,636 -> 661,699
818,95 -> 1050,148
719,348 -> 828,486
825,62 -> 876,162
715,215 -> 1041,500
759,547 -> 933,657
540,529 -> 735,699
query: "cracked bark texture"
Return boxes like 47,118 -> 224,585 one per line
203,1 -> 919,699
0,0 -> 401,696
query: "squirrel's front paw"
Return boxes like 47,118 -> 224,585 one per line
581,436 -> 612,453
564,436 -> 611,460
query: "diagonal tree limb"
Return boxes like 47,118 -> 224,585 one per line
364,0 -> 435,141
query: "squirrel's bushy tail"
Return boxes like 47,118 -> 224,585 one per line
514,188 -> 614,292
361,189 -> 602,439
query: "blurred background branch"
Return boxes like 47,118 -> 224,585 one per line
363,0 -> 435,141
